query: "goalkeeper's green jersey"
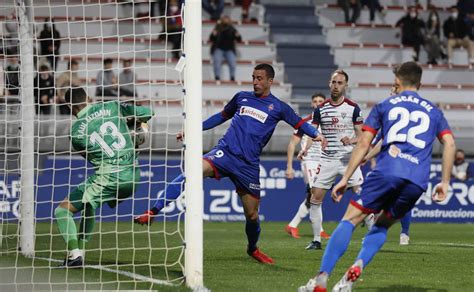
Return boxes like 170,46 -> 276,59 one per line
71,101 -> 154,175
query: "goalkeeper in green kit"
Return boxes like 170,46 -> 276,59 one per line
54,87 -> 154,267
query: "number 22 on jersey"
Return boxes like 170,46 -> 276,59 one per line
386,107 -> 430,148
90,121 -> 126,157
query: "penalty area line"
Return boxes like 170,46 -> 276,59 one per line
34,257 -> 176,286
414,241 -> 474,248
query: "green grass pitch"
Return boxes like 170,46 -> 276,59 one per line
1,221 -> 473,291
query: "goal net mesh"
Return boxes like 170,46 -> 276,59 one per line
1,0 -> 188,289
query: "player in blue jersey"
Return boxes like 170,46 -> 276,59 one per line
135,63 -> 327,264
299,61 -> 456,292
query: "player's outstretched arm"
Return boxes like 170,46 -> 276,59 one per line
286,135 -> 301,179
433,133 -> 456,202
202,112 -> 229,131
120,101 -> 155,123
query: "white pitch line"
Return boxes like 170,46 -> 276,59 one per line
35,257 -> 176,286
414,242 -> 474,248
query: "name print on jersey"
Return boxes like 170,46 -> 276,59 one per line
239,106 -> 268,123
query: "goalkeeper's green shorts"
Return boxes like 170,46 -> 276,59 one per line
69,166 -> 140,211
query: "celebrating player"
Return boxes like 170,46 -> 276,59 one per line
299,61 -> 456,292
134,63 -> 326,264
299,69 -> 373,250
54,87 -> 154,267
285,93 -> 331,247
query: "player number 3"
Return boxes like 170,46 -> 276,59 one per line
387,107 -> 430,148
90,121 -> 126,157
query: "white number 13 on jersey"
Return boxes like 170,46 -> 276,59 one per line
90,121 -> 126,157
387,107 -> 430,148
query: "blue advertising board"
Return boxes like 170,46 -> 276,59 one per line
0,157 -> 473,223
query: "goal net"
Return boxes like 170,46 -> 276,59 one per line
0,0 -> 203,289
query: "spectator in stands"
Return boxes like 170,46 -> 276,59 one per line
96,58 -> 119,97
4,56 -> 20,96
396,6 -> 425,61
38,18 -> 61,71
452,149 -> 469,181
465,12 -> 474,63
34,65 -> 54,115
338,0 -> 361,24
457,0 -> 474,18
119,59 -> 137,97
443,6 -> 472,64
56,59 -> 81,115
2,11 -> 18,56
160,0 -> 182,59
234,0 -> 253,21
424,7 -> 445,64
361,0 -> 386,24
203,0 -> 225,21
209,15 -> 242,81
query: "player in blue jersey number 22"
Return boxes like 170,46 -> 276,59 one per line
299,61 -> 456,292
135,64 -> 327,264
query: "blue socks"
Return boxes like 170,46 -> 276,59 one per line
400,211 -> 412,235
246,219 -> 261,253
151,174 -> 185,214
357,225 -> 388,266
320,220 -> 355,274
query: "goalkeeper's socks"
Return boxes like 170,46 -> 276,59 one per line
356,225 -> 388,266
54,207 -> 79,251
320,220 -> 355,275
400,211 -> 412,235
152,174 -> 185,214
246,219 -> 261,253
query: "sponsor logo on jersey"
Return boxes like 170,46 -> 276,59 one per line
242,98 -> 248,102
239,106 -> 268,123
332,117 -> 339,124
341,113 -> 347,119
389,145 -> 419,164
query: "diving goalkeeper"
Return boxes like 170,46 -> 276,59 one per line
54,87 -> 154,267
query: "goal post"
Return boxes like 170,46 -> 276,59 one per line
18,0 -> 35,258
183,0 -> 204,288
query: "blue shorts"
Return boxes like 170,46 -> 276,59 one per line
350,170 -> 424,219
203,146 -> 261,198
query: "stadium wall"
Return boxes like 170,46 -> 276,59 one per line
0,157 -> 473,223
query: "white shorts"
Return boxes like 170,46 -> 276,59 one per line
301,160 -> 320,188
313,159 -> 364,189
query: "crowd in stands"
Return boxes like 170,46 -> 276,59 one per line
338,0 -> 474,65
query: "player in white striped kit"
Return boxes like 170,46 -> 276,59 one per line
285,93 -> 331,248
301,70 -> 374,250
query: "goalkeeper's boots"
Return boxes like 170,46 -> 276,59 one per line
134,210 -> 155,225
332,260 -> 363,292
61,256 -> 83,268
298,273 -> 328,292
247,247 -> 274,264
306,240 -> 322,250
285,225 -> 301,239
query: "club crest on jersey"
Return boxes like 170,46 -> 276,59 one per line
268,104 -> 274,111
240,106 -> 268,123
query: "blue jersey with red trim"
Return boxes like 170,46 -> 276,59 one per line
218,91 -> 307,164
363,90 -> 451,189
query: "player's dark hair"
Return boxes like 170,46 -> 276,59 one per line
331,69 -> 349,82
67,59 -> 78,70
312,92 -> 326,99
103,58 -> 113,65
395,61 -> 422,87
456,149 -> 465,154
254,63 -> 275,79
65,87 -> 88,105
